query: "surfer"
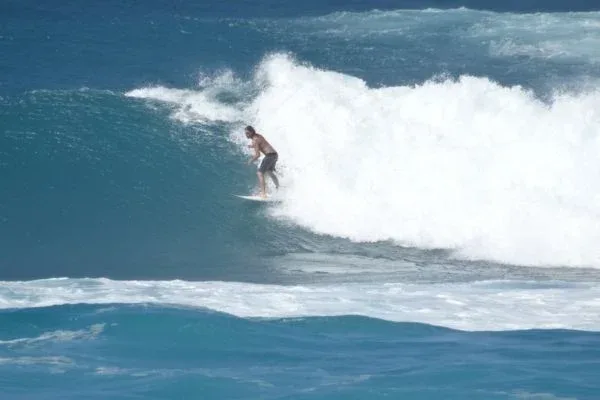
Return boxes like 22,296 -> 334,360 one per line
245,125 -> 280,198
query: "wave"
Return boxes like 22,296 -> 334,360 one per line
1,277 -> 599,331
128,53 -> 600,268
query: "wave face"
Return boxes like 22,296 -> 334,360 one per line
0,89 -> 266,281
3,7 -> 600,280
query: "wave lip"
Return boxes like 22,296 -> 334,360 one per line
1,278 -> 600,332
125,86 -> 242,124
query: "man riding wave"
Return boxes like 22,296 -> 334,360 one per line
245,125 -> 280,198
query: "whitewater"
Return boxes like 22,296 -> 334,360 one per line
1,277 -> 599,331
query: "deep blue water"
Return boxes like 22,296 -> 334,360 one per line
2,0 -> 600,398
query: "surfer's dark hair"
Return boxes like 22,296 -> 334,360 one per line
245,125 -> 256,135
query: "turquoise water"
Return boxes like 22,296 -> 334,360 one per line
2,305 -> 599,399
2,0 -> 600,398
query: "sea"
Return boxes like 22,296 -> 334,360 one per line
1,0 -> 600,398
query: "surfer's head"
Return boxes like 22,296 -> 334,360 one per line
244,125 -> 256,138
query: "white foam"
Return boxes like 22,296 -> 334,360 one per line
236,54 -> 600,268
1,278 -> 599,331
125,84 -> 242,124
95,366 -> 127,376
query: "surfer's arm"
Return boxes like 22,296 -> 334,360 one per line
248,140 -> 261,164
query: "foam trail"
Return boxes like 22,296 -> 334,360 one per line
1,278 -> 600,331
0,357 -> 73,367
0,325 -> 105,346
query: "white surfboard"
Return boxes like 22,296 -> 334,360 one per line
234,194 -> 281,203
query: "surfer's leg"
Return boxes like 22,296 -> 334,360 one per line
257,158 -> 267,197
257,171 -> 267,197
267,171 -> 279,189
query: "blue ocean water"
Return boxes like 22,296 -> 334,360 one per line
2,0 -> 600,398
1,304 -> 599,399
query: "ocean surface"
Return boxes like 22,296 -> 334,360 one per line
2,0 -> 600,398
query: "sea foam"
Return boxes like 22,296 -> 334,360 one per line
1,278 -> 599,331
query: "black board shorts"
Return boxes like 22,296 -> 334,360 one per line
259,153 -> 278,173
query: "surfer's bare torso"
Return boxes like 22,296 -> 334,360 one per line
250,134 -> 277,155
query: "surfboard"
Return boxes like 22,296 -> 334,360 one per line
234,194 -> 281,203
